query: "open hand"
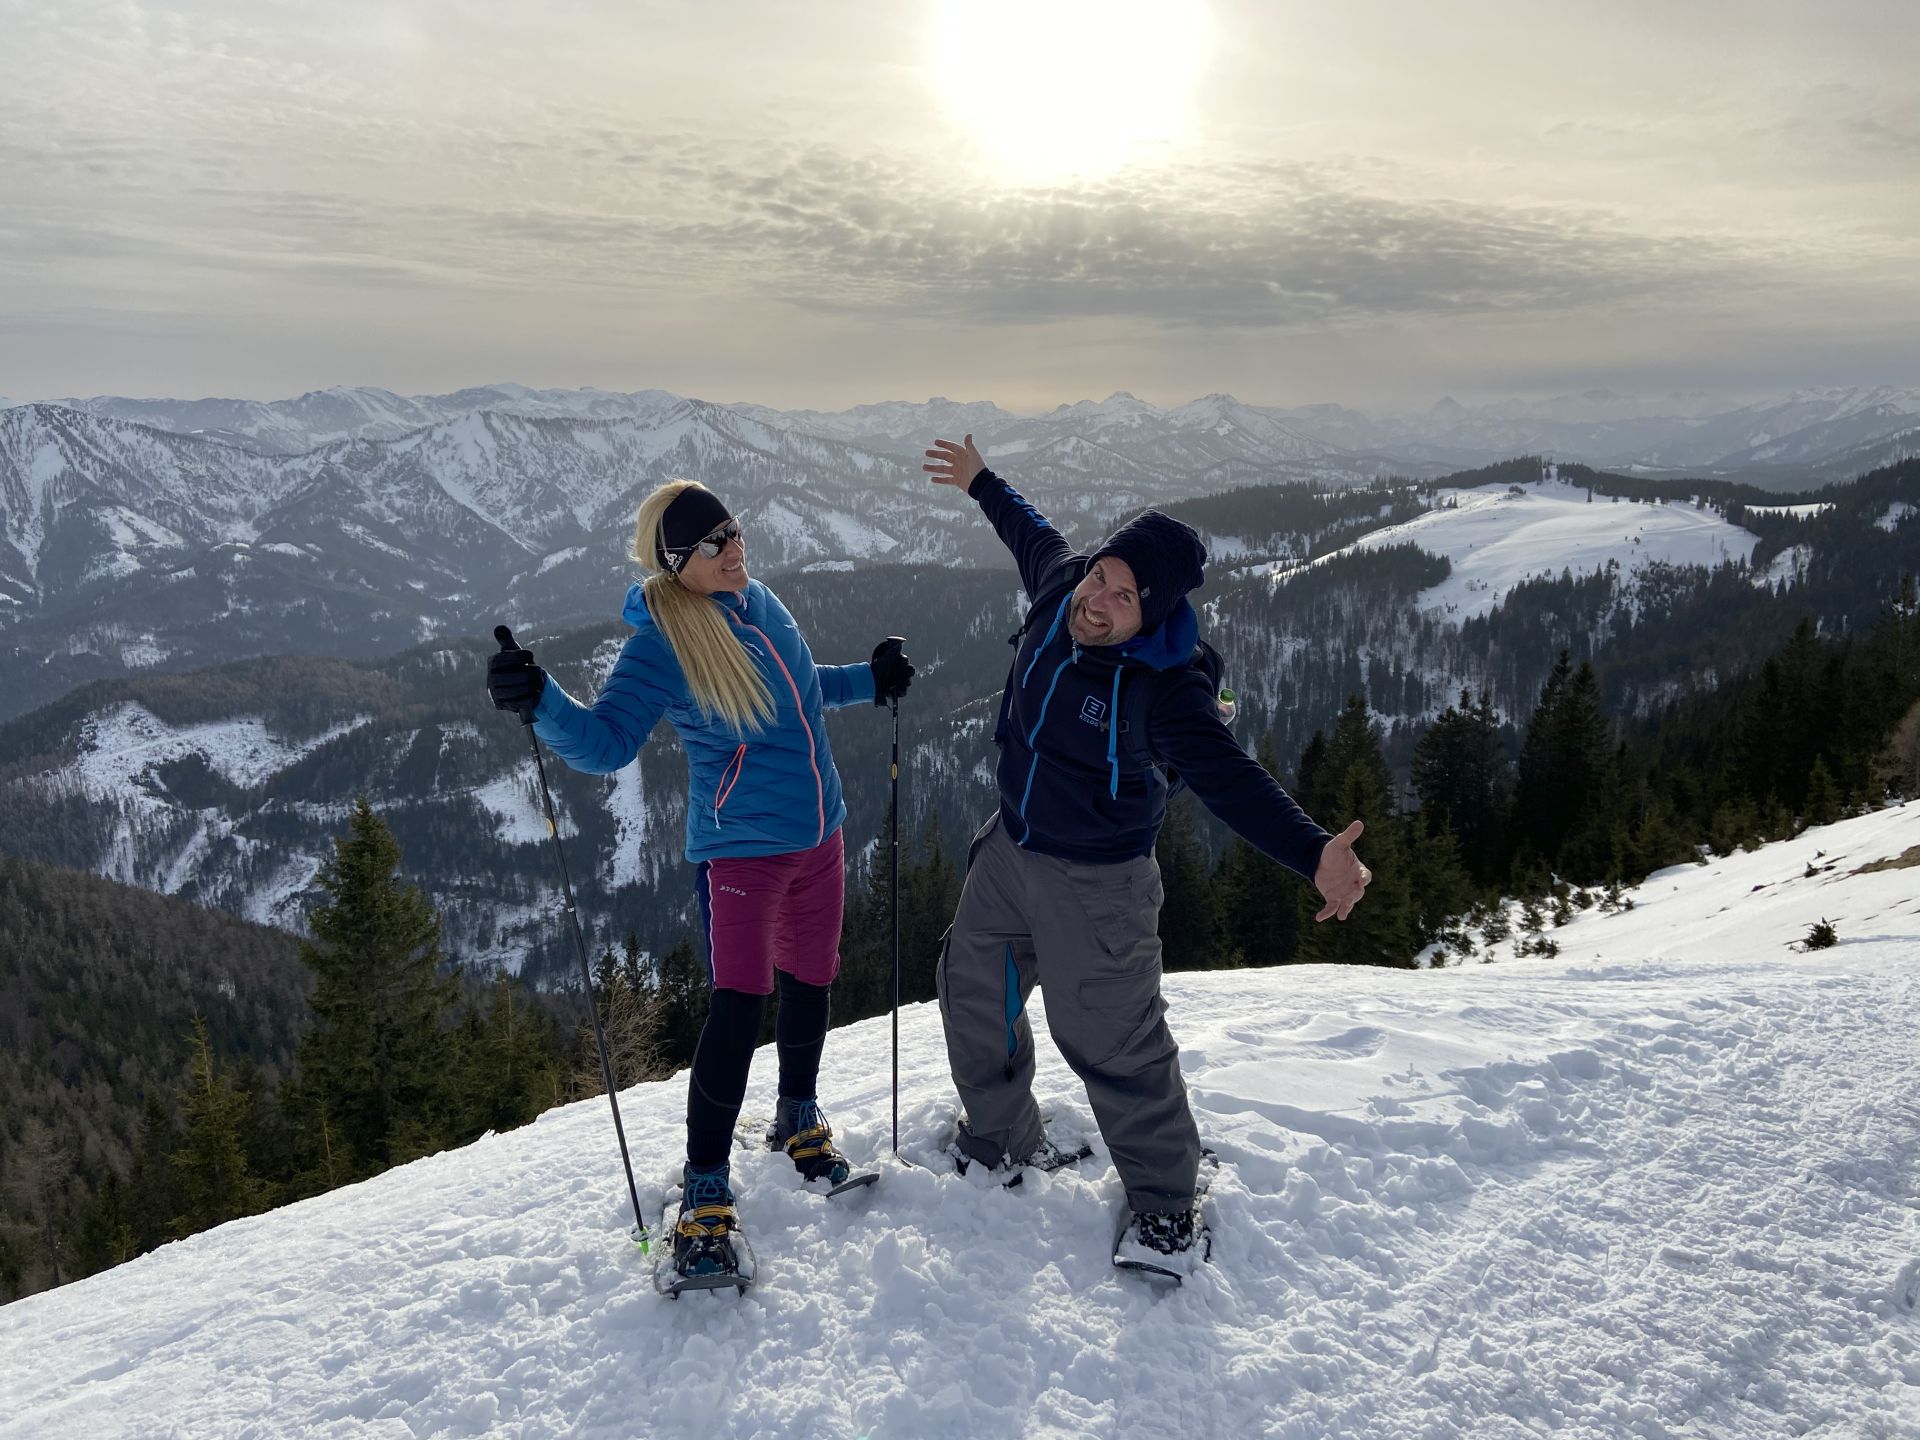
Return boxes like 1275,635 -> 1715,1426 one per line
1312,820 -> 1371,922
923,434 -> 987,493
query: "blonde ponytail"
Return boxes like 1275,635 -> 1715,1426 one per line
630,480 -> 776,734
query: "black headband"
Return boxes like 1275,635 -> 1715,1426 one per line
656,487 -> 734,571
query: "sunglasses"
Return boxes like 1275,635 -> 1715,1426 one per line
664,519 -> 743,571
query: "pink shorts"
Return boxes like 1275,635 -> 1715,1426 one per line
694,828 -> 845,995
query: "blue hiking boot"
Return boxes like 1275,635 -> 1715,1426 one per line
772,1097 -> 852,1186
672,1162 -> 742,1280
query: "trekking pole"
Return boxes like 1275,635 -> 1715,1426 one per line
879,639 -> 905,1156
494,626 -> 650,1254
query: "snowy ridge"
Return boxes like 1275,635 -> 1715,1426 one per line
62,703 -> 372,795
1265,479 -> 1761,622
3,804 -> 1915,1438
28,703 -> 372,899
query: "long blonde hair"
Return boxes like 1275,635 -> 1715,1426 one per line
630,480 -> 776,734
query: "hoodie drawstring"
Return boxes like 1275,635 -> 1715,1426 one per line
1106,666 -> 1124,797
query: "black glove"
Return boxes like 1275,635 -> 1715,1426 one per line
488,645 -> 547,718
870,636 -> 913,706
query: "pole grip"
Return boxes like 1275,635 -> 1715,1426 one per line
493,625 -> 536,726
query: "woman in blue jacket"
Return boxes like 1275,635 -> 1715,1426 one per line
486,480 -> 913,1281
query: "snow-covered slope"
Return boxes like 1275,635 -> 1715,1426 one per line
3,804 -> 1916,1439
1271,479 -> 1763,621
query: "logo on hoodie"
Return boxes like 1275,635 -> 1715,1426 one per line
1079,695 -> 1107,728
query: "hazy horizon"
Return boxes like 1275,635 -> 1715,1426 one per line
7,378 -> 1914,420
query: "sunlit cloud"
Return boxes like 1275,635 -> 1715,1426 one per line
0,0 -> 1914,403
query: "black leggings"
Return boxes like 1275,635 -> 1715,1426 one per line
684,971 -> 833,1168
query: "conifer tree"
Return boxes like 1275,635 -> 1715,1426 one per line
1293,697 -> 1417,967
1804,756 -> 1840,826
68,1172 -> 136,1278
654,934 -> 709,1070
1216,735 -> 1302,967
1411,689 -> 1510,885
899,817 -> 961,1003
297,797 -> 457,1177
170,1017 -> 267,1236
125,1091 -> 184,1254
1512,653 -> 1615,881
619,931 -> 647,1000
453,973 -> 568,1136
1155,794 -> 1223,971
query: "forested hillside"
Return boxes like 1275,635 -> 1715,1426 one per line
0,855 -> 310,1298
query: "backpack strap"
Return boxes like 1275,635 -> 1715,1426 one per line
1115,640 -> 1225,797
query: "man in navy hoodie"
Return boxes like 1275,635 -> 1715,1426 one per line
923,434 -> 1372,1255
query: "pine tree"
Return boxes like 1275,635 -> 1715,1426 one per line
619,931 -> 647,1001
1216,735 -> 1303,967
296,797 -> 458,1178
1804,756 -> 1840,826
68,1172 -> 136,1278
6,1118 -> 68,1290
452,973 -> 569,1138
170,1017 -> 267,1236
1411,689 -> 1510,885
1292,697 -> 1417,967
832,809 -> 895,1024
899,817 -> 961,1003
1156,794 -> 1223,971
654,934 -> 710,1070
593,942 -> 619,1011
1512,653 -> 1615,882
125,1091 -> 184,1254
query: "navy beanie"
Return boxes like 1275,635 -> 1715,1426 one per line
1092,509 -> 1207,636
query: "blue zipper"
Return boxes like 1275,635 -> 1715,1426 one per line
1015,647 -> 1078,841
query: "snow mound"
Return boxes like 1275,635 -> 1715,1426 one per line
2,805 -> 1916,1439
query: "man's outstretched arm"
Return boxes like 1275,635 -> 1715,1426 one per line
925,433 -> 1074,600
1153,679 -> 1371,921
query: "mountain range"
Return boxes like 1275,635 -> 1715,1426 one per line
4,383 -> 1918,720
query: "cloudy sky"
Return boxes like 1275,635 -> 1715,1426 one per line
3,0 -> 1916,410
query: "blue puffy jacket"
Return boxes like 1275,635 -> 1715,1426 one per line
531,579 -> 875,862
973,468 -> 1332,879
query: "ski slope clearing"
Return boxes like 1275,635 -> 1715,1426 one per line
1277,480 -> 1761,622
3,805 -> 1917,1439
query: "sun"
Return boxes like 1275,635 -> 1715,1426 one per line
928,0 -> 1210,185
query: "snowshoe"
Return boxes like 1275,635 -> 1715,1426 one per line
661,1164 -> 751,1298
768,1098 -> 878,1196
1112,1150 -> 1217,1285
950,1120 -> 1094,1189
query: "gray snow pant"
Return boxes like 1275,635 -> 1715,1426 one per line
935,811 -> 1202,1213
